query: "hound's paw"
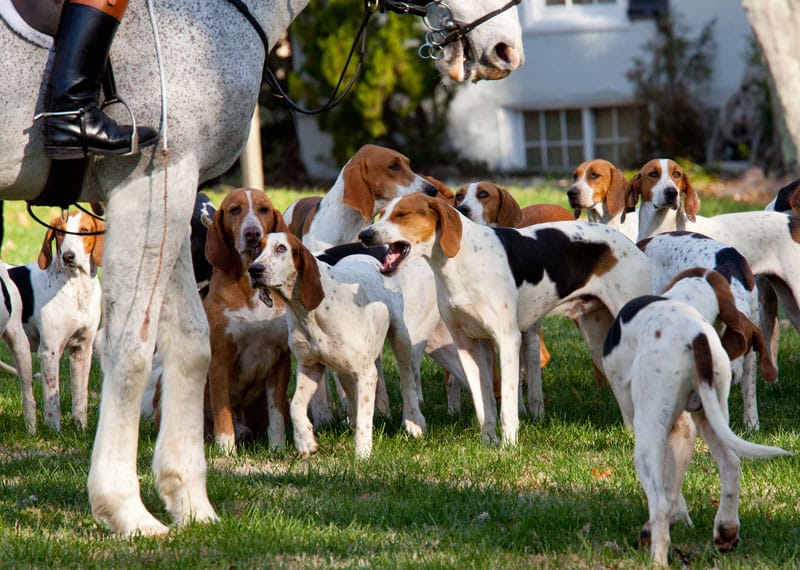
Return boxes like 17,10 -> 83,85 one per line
215,434 -> 237,456
481,431 -> 499,446
294,437 -> 319,457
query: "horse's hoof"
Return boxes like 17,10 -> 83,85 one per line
715,524 -> 740,553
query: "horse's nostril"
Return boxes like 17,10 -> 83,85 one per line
492,42 -> 520,69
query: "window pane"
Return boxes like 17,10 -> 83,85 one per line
545,0 -> 566,5
595,108 -> 614,139
544,111 -> 562,142
595,143 -> 616,163
572,0 -> 594,4
526,147 -> 543,169
568,144 -> 584,167
565,110 -> 582,140
618,141 -> 640,167
617,106 -> 641,137
546,145 -> 562,170
524,112 -> 541,142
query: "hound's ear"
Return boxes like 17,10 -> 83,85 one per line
38,227 -> 55,269
791,185 -> 800,218
496,186 -> 524,227
572,207 -> 581,219
205,209 -> 234,271
746,319 -> 778,382
625,172 -> 642,212
270,206 -> 290,234
606,166 -> 629,218
91,220 -> 106,268
342,157 -> 374,222
683,176 -> 701,222
431,200 -> 462,258
296,239 -> 324,311
709,270 -> 750,360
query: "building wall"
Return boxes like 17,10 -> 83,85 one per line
446,0 -> 754,171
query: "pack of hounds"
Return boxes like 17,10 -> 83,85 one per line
2,145 -> 798,564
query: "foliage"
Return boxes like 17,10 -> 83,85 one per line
627,16 -> 717,162
287,0 -> 457,170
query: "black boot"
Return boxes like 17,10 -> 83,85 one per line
41,2 -> 158,159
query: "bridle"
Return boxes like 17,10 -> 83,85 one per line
226,0 -> 522,114
381,0 -> 522,61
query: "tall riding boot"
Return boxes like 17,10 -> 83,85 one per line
41,0 -> 158,159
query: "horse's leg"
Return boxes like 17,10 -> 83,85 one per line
152,233 -> 217,527
88,161 -> 207,536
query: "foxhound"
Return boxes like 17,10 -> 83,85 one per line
248,232 -> 426,459
0,264 -> 35,432
9,211 -> 104,430
602,268 -> 788,565
639,231 -> 771,430
455,181 -> 574,229
283,144 -> 438,252
566,159 -> 638,241
202,188 -> 291,454
359,194 -> 651,445
627,158 -> 800,375
453,180 -> 576,416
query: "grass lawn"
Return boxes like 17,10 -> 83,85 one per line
0,186 -> 797,569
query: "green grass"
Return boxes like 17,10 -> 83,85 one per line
1,188 -> 798,568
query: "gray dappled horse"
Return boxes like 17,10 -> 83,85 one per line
0,0 -> 523,536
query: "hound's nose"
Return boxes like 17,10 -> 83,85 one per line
62,251 -> 76,265
243,226 -> 262,246
248,263 -> 265,279
359,228 -> 375,246
664,187 -> 678,204
456,205 -> 471,218
567,187 -> 579,203
422,181 -> 438,197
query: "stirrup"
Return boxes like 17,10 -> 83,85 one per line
100,94 -> 140,155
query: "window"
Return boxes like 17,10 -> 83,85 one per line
522,105 -> 643,172
522,0 -> 629,32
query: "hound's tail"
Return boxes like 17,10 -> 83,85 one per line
692,333 -> 791,459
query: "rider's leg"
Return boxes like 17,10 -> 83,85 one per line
41,0 -> 158,159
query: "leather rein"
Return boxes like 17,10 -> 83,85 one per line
226,0 -> 523,115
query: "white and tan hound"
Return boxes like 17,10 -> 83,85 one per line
359,194 -> 651,445
566,159 -> 638,241
627,158 -> 800,376
283,144 -> 439,252
248,233 -> 426,459
602,268 -> 788,565
766,177 -> 800,216
8,211 -> 104,430
202,188 -> 292,454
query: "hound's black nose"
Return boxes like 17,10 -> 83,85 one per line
62,251 -> 76,265
664,187 -> 678,204
422,182 -> 438,197
456,205 -> 471,218
359,228 -> 375,246
243,226 -> 262,246
567,187 -> 579,200
248,263 -> 265,279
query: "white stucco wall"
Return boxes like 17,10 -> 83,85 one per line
447,0 -> 754,170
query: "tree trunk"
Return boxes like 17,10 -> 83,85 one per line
742,0 -> 800,171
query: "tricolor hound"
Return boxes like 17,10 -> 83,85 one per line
359,194 -> 651,445
9,211 -> 104,430
203,188 -> 291,453
627,158 -> 800,376
602,268 -> 788,565
566,159 -> 638,241
639,231 -> 771,430
454,181 -> 576,415
0,264 -> 35,432
248,232 -> 426,459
